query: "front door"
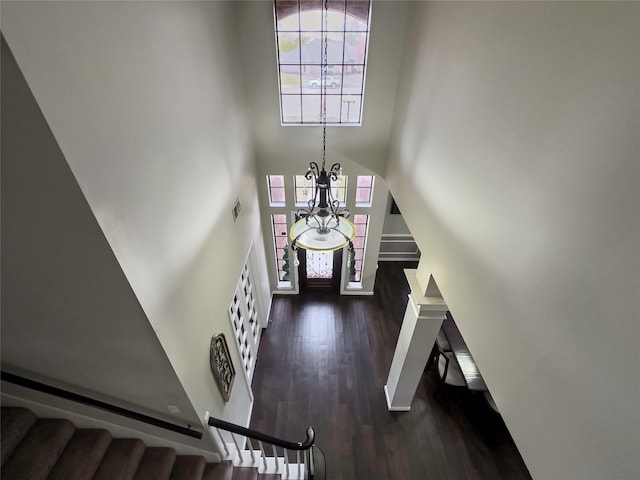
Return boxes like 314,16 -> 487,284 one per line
298,248 -> 342,294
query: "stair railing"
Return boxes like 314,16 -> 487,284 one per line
206,414 -> 317,479
1,371 -> 203,439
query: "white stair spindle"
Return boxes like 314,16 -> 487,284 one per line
304,449 -> 308,474
214,428 -> 230,458
258,441 -> 268,471
247,438 -> 256,464
284,448 -> 290,478
272,445 -> 279,472
231,433 -> 243,463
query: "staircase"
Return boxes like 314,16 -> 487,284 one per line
1,407 -> 281,480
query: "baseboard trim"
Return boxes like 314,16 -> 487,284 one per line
384,385 -> 411,412
341,290 -> 375,296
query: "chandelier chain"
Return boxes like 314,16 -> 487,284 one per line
322,0 -> 328,168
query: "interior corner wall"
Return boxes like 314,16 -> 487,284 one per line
1,0 -> 271,430
387,2 -> 640,479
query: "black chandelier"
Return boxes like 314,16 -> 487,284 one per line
289,0 -> 356,265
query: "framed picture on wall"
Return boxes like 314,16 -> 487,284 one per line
210,334 -> 235,402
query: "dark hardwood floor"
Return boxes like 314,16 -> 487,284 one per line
250,262 -> 531,480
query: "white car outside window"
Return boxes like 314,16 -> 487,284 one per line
309,76 -> 342,88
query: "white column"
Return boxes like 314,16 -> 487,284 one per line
384,267 -> 447,411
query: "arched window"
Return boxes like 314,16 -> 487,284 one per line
274,0 -> 371,125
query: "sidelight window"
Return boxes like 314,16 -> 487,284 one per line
349,214 -> 368,284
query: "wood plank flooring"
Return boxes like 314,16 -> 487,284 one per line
250,262 -> 531,480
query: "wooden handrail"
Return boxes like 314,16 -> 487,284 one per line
207,416 -> 314,451
0,371 -> 203,439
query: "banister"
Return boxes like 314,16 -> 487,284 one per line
0,371 -> 203,439
207,416 -> 314,451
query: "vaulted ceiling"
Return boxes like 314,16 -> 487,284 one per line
3,3 -> 638,480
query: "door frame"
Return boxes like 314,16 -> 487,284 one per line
291,211 -> 344,294
298,247 -> 343,294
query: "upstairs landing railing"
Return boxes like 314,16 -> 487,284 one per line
206,414 -> 322,479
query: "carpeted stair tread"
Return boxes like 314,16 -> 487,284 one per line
202,460 -> 234,480
1,417 -> 75,480
0,407 -> 37,465
0,407 -> 297,480
47,428 -> 112,480
134,447 -> 177,480
231,466 -> 259,480
169,455 -> 206,480
93,437 -> 146,480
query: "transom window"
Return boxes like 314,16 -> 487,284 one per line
267,175 -> 286,206
294,175 -> 314,205
355,175 -> 374,207
294,174 -> 347,206
274,0 -> 371,125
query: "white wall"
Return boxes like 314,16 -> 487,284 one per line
1,35 -> 204,443
2,1 -> 271,431
382,207 -> 410,236
387,2 -> 640,479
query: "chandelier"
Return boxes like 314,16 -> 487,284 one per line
289,0 -> 356,266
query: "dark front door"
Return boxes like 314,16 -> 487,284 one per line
298,248 -> 343,294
